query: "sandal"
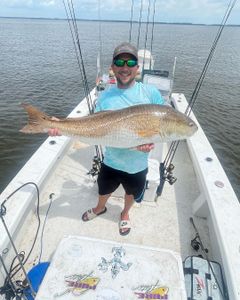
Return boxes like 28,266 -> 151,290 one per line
119,220 -> 131,236
82,207 -> 107,222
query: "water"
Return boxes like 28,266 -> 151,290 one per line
0,18 -> 239,199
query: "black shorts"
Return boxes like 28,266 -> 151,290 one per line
97,163 -> 148,203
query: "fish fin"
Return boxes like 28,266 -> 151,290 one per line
20,103 -> 52,133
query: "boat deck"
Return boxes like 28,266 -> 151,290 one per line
5,90 -> 240,299
19,138 -> 211,268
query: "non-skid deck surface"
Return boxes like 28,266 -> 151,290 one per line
19,141 -> 211,270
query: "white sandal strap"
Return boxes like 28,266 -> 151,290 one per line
86,209 -> 97,220
119,220 -> 131,229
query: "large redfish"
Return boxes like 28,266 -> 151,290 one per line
20,103 -> 197,148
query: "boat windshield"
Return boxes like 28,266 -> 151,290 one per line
143,74 -> 172,101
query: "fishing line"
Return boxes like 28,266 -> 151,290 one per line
158,0 -> 237,195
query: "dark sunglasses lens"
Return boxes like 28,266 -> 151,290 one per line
114,59 -> 125,67
114,59 -> 138,67
127,60 -> 137,67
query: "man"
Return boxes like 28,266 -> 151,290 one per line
82,42 -> 165,235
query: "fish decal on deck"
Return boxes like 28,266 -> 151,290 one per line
134,283 -> 169,299
54,273 -> 100,297
20,103 -> 198,148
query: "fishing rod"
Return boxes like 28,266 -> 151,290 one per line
63,0 -> 93,113
136,0 -> 144,49
63,0 -> 103,171
157,0 -> 237,196
142,0 -> 152,71
97,0 -> 103,81
149,0 -> 157,70
129,0 -> 135,43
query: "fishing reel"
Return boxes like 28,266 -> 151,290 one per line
165,164 -> 177,185
96,80 -> 106,91
88,155 -> 102,177
156,163 -> 177,196
191,235 -> 208,253
0,203 -> 6,218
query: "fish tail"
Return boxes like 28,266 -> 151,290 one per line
20,103 -> 51,133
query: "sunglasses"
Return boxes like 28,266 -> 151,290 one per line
113,59 -> 138,68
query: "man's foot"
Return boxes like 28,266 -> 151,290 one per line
82,207 -> 107,222
119,212 -> 131,236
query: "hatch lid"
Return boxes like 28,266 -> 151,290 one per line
36,235 -> 186,299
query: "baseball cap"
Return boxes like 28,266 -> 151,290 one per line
113,42 -> 138,60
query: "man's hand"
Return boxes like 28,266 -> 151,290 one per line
48,117 -> 61,136
136,143 -> 154,152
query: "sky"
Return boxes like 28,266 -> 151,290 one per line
0,0 -> 239,25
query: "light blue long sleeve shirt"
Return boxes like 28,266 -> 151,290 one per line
95,82 -> 164,174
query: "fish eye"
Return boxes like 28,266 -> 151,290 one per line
189,122 -> 194,127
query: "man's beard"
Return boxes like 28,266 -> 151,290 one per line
116,76 -> 135,87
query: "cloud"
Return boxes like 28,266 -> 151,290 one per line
0,0 -> 32,7
74,0 -> 239,24
40,0 -> 55,7
0,0 -> 239,24
0,0 -> 56,8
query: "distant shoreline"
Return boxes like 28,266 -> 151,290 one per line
0,16 -> 239,27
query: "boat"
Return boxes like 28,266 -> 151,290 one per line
0,24 -> 240,300
0,50 -> 239,300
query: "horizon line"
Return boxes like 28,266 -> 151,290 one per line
0,16 -> 239,27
